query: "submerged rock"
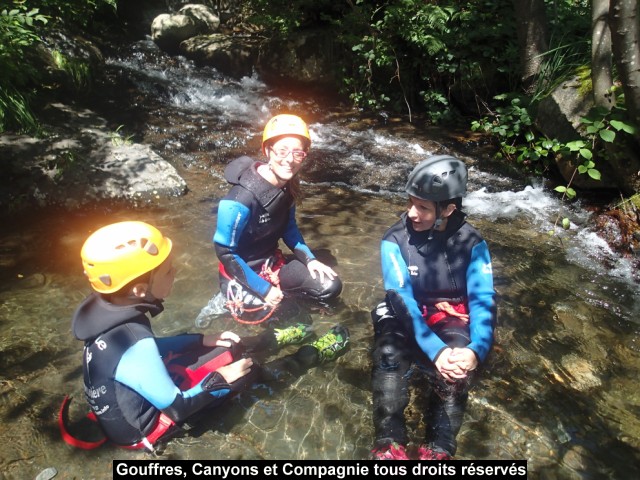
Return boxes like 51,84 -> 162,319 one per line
35,467 -> 58,480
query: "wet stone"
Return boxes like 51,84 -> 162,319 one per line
35,468 -> 58,480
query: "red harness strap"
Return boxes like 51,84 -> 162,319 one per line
59,349 -> 235,450
166,349 -> 234,390
423,302 -> 469,327
123,413 -> 175,451
218,250 -> 286,284
58,396 -> 107,450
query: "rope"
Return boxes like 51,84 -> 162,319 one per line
225,279 -> 276,325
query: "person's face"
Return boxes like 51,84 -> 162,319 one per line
266,136 -> 307,182
406,196 -> 456,232
406,195 -> 439,232
147,255 -> 176,300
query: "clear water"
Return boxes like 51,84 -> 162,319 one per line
0,40 -> 639,479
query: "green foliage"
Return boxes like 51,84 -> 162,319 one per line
471,93 -> 563,173
343,0 -> 519,118
51,50 -> 92,91
530,40 -> 590,103
110,125 -> 134,146
0,4 -> 48,132
37,0 -> 117,28
248,0 -> 346,37
474,90 -> 637,234
0,0 -> 115,133
247,0 -> 520,120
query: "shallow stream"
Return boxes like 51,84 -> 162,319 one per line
0,39 -> 639,479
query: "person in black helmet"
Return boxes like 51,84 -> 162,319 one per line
370,155 -> 497,460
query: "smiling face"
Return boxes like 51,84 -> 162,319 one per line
406,195 -> 456,232
265,136 -> 307,185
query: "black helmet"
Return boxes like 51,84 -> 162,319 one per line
405,155 -> 467,202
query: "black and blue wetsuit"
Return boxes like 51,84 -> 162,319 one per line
72,292 -> 327,447
72,293 -> 245,446
372,209 -> 496,455
214,156 -> 341,304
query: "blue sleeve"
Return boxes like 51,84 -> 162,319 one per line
213,198 -> 272,296
115,338 -> 207,409
115,339 -> 232,422
466,240 -> 496,362
381,239 -> 447,361
282,205 -> 315,264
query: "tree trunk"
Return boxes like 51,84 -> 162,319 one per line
610,0 -> 640,131
512,0 -> 549,92
592,0 -> 615,108
609,0 -> 640,194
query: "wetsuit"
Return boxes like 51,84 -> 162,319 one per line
72,293 -> 249,446
214,156 -> 342,306
372,210 -> 496,456
72,292 -> 324,447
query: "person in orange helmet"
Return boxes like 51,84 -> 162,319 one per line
211,114 -> 344,325
65,221 -> 349,451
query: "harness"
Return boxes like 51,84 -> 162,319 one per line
422,301 -> 469,327
218,250 -> 286,325
59,348 -> 234,452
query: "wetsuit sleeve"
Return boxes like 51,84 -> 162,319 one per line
381,238 -> 447,362
115,338 -> 231,423
282,205 -> 315,265
466,240 -> 496,362
214,198 -> 273,297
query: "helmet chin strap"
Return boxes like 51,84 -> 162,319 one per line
428,203 -> 443,240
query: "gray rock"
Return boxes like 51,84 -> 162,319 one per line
35,467 -> 58,480
151,4 -> 220,51
0,103 -> 187,210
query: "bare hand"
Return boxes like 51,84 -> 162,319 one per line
434,348 -> 467,382
216,358 -> 253,384
264,286 -> 284,307
307,259 -> 337,284
202,331 -> 241,348
448,347 -> 478,373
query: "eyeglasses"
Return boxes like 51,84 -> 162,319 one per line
270,147 -> 308,162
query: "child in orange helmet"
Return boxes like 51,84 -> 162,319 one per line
65,221 -> 349,451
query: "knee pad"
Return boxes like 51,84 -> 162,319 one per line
299,275 -> 342,302
315,276 -> 342,301
372,334 -> 410,370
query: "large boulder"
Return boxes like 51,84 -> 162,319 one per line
151,4 -> 220,51
0,103 -> 187,210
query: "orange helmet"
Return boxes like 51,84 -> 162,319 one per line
262,114 -> 311,154
81,221 -> 172,294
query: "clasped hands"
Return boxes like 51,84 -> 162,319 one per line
434,347 -> 478,382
